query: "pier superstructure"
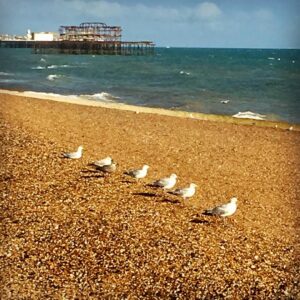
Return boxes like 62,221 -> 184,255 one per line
59,22 -> 122,42
0,22 -> 155,55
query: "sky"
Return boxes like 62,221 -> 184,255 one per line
0,0 -> 299,48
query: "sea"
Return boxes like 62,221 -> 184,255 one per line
0,47 -> 299,123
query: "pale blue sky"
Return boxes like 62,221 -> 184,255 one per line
0,0 -> 299,48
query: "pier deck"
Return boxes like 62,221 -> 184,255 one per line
0,40 -> 155,55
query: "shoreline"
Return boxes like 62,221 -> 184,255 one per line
1,88 -> 299,131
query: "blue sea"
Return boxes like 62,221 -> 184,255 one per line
0,47 -> 299,123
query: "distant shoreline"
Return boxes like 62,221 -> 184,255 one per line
0,88 -> 299,131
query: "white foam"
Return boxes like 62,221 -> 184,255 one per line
80,92 -> 120,102
0,72 -> 13,76
179,70 -> 190,75
40,58 -> 46,63
20,90 -> 118,103
47,74 -> 63,81
232,111 -> 266,120
220,99 -> 230,104
22,91 -> 79,101
267,57 -> 275,60
47,65 -> 58,69
47,64 -> 71,69
0,79 -> 24,83
31,66 -> 46,70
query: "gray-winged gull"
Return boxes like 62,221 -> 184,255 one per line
90,156 -> 112,167
203,197 -> 238,217
153,173 -> 177,189
170,183 -> 197,199
94,161 -> 117,173
125,165 -> 149,179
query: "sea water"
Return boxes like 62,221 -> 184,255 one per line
0,47 -> 299,123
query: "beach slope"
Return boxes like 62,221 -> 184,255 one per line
0,93 -> 299,298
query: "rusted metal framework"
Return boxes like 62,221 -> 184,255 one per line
0,22 -> 155,55
59,22 -> 122,42
30,41 -> 155,56
0,40 -> 155,55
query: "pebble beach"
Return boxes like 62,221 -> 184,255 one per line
0,92 -> 299,298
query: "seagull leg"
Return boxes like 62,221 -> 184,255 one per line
222,217 -> 227,226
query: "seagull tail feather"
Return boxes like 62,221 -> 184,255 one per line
168,190 -> 179,195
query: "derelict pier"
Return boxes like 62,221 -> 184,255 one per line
0,22 -> 155,55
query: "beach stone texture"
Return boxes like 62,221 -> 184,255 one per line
0,94 -> 299,299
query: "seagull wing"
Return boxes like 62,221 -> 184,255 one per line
172,187 -> 185,195
211,204 -> 228,215
63,152 -> 75,158
154,177 -> 169,187
204,203 -> 228,215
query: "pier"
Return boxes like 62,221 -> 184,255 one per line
33,41 -> 154,55
0,22 -> 155,55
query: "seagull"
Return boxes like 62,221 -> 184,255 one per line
125,165 -> 149,179
170,183 -> 197,200
89,156 -> 112,167
203,197 -> 238,217
94,161 -> 117,174
63,146 -> 83,159
152,173 -> 177,189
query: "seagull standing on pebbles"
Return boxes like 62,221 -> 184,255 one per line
63,146 -> 83,159
125,165 -> 149,179
95,161 -> 117,174
153,173 -> 177,189
170,183 -> 197,200
90,156 -> 112,167
203,197 -> 238,217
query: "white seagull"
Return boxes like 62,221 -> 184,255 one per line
170,183 -> 197,200
153,173 -> 177,189
203,197 -> 238,217
95,161 -> 117,173
125,165 -> 149,179
90,156 -> 112,167
63,146 -> 83,159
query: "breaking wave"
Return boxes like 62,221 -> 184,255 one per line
31,66 -> 46,70
21,91 -> 78,99
232,111 -> 266,120
47,64 -> 72,69
80,92 -> 120,102
0,72 -> 14,76
0,79 -> 24,83
47,74 -> 63,81
179,70 -> 191,75
19,90 -> 120,103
